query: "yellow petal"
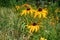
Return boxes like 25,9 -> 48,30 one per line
27,26 -> 31,29
29,26 -> 34,33
21,10 -> 26,16
30,10 -> 33,15
42,13 -> 47,18
35,27 -> 38,32
38,13 -> 42,18
31,27 -> 35,32
34,12 -> 38,18
35,26 -> 39,32
27,11 -> 30,14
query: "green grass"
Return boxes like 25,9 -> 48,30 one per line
0,6 -> 60,40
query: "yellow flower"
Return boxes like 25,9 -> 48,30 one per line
21,8 -> 35,16
55,8 -> 60,13
26,23 -> 40,33
16,5 -> 20,10
34,8 -> 48,18
40,37 -> 47,40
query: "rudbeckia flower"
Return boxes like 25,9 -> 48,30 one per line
21,8 -> 35,16
16,5 -> 20,10
26,23 -> 40,33
34,8 -> 48,18
40,37 -> 47,40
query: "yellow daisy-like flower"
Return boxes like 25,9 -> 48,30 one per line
16,5 -> 20,10
34,8 -> 48,18
40,37 -> 47,40
26,23 -> 40,33
21,8 -> 35,16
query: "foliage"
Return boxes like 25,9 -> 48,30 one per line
0,0 -> 16,7
0,0 -> 60,40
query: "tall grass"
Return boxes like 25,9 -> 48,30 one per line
0,6 -> 60,40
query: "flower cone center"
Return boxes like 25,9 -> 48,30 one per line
27,8 -> 30,11
32,23 -> 37,26
38,8 -> 42,11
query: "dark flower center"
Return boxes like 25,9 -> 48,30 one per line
32,23 -> 37,26
27,8 -> 30,10
38,8 -> 42,11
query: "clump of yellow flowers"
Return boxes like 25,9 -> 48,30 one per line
20,4 -> 48,18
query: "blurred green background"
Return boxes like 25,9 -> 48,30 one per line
0,0 -> 60,7
0,0 -> 60,40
